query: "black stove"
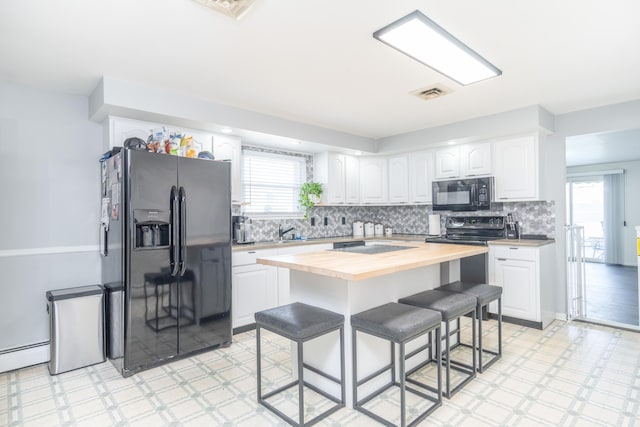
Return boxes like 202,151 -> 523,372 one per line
425,216 -> 506,246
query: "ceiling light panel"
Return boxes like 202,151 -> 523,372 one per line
373,10 -> 501,85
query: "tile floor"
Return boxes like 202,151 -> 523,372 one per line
2,319 -> 640,426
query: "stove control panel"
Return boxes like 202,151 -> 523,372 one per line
446,216 -> 505,229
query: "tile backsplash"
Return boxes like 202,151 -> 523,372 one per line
235,201 -> 556,243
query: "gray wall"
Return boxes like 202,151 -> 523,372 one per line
0,81 -> 103,352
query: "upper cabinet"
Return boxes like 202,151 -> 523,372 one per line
459,142 -> 492,177
434,147 -> 460,179
388,155 -> 409,203
212,134 -> 242,203
359,157 -> 388,204
492,135 -> 538,201
345,155 -> 360,204
408,151 -> 434,203
314,152 -> 359,204
434,143 -> 491,180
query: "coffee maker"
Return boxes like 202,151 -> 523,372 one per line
232,215 -> 254,245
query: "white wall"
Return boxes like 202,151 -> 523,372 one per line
0,81 -> 103,358
568,160 -> 640,267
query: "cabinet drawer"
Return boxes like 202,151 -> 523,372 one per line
232,248 -> 279,266
492,245 -> 536,261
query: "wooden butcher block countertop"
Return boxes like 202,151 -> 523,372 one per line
256,241 -> 488,281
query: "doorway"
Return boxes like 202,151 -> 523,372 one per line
566,131 -> 639,328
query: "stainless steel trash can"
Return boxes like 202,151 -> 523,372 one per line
46,285 -> 105,375
104,282 -> 124,359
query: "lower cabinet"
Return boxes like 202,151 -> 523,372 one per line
232,248 -> 279,329
232,263 -> 278,329
231,243 -> 333,330
488,243 -> 556,328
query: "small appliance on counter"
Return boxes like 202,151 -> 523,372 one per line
374,223 -> 384,237
505,213 -> 520,239
352,220 -> 364,238
364,221 -> 375,237
384,226 -> 392,238
233,215 -> 254,244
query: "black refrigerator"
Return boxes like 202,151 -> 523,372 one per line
100,148 -> 232,377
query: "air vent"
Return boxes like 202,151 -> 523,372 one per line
411,84 -> 452,100
192,0 -> 257,19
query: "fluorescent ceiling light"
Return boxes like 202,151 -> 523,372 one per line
373,10 -> 501,85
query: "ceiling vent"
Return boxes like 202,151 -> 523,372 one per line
192,0 -> 257,19
411,84 -> 452,101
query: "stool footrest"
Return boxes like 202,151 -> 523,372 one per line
302,362 -> 342,385
356,363 -> 394,387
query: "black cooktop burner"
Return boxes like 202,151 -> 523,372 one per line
425,237 -> 491,246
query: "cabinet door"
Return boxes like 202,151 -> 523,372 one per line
434,147 -> 460,179
326,153 -> 346,204
359,157 -> 388,203
232,264 -> 278,328
493,135 -> 538,201
460,143 -> 491,177
213,135 -> 242,203
493,258 -> 539,321
388,155 -> 409,203
345,155 -> 360,204
409,151 -> 433,203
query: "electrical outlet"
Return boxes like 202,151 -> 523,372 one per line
310,217 -> 316,226
324,217 -> 328,226
341,217 -> 346,225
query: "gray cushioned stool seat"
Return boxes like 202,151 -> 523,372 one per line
351,302 -> 441,343
255,302 -> 344,340
399,290 -> 476,321
438,281 -> 502,306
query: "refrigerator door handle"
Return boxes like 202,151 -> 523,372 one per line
179,186 -> 187,276
170,186 -> 180,277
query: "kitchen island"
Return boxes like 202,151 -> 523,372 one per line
256,241 -> 487,407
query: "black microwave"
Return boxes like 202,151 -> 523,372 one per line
432,177 -> 493,211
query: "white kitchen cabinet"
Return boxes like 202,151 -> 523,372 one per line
387,155 -> 409,203
434,147 -> 460,179
492,135 -> 538,201
212,134 -> 242,203
314,152 -> 359,204
408,151 -> 434,203
488,243 -> 556,328
345,155 -> 360,204
231,248 -> 278,329
459,142 -> 491,177
435,143 -> 491,180
359,157 -> 388,204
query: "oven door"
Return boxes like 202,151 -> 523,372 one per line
432,179 -> 478,211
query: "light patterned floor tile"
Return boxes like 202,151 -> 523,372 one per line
2,319 -> 640,426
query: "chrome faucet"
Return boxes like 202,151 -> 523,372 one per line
278,224 -> 296,241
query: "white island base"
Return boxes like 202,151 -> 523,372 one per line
287,262 -> 456,408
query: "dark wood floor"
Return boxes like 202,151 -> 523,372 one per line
585,262 -> 639,325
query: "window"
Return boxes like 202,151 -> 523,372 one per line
242,150 -> 306,218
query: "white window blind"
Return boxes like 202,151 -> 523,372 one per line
242,150 -> 306,217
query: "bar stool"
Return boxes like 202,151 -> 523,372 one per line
399,290 -> 476,398
255,302 -> 345,426
351,302 -> 442,427
438,281 -> 502,373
